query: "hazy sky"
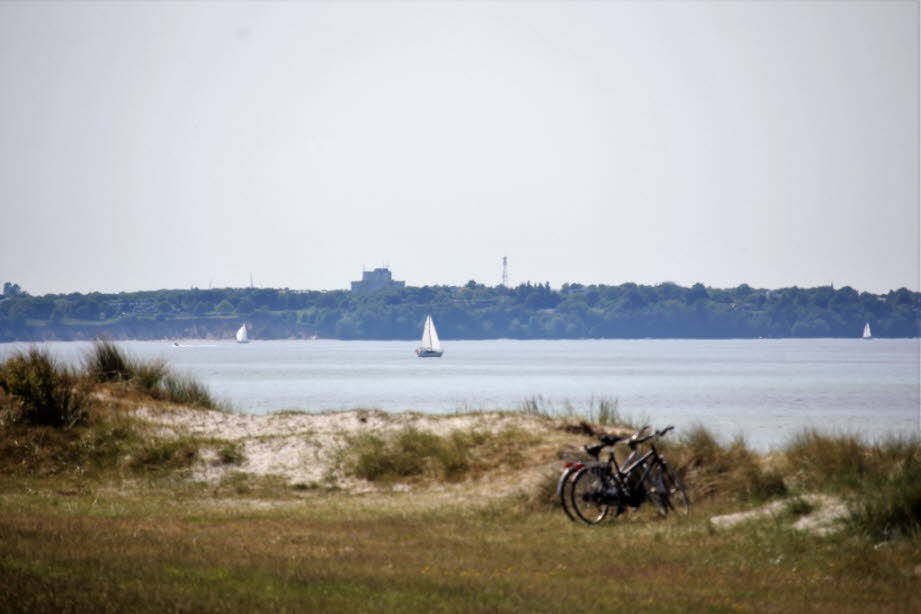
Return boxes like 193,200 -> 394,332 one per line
1,1 -> 918,295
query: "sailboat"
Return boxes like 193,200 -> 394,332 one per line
415,315 -> 443,357
862,322 -> 872,340
236,323 -> 249,344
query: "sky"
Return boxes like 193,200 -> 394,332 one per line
1,1 -> 918,296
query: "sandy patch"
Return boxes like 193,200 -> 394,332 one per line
133,405 -> 571,496
709,493 -> 849,536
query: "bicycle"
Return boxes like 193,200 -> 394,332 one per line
557,426 -> 651,523
569,426 -> 689,525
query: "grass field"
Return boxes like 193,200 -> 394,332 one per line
1,484 -> 919,613
1,344 -> 919,612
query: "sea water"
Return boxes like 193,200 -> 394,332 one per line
1,338 -> 917,450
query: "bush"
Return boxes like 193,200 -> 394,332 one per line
0,347 -> 88,427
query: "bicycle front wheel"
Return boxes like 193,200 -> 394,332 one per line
569,466 -> 611,525
650,462 -> 689,516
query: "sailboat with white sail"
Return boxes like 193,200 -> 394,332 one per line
862,322 -> 872,340
415,315 -> 443,357
236,323 -> 249,344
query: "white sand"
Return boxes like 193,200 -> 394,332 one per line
133,405 -> 573,495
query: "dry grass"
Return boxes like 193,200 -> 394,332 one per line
0,489 -> 918,614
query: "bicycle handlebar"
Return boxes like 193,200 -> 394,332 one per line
588,425 -> 674,451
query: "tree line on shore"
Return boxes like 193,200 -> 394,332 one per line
0,280 -> 918,341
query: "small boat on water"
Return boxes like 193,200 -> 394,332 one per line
862,322 -> 872,340
415,315 -> 443,357
236,324 -> 249,344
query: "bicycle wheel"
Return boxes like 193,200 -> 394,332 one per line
557,465 -> 581,522
648,462 -> 689,516
569,466 -> 612,525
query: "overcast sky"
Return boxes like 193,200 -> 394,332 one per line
1,1 -> 918,296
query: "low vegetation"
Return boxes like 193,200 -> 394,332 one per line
0,347 -> 88,427
343,426 -> 540,484
0,344 -> 918,612
84,339 -> 221,409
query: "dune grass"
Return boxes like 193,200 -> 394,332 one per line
0,347 -> 88,427
343,426 -> 541,484
84,339 -> 221,410
782,429 -> 921,540
518,394 -> 644,429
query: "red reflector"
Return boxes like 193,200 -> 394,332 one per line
564,462 -> 573,468
574,463 -> 584,470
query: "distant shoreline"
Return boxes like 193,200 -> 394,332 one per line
2,282 -> 918,341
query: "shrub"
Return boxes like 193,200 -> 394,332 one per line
0,347 -> 88,427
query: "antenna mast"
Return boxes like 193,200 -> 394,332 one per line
501,256 -> 508,287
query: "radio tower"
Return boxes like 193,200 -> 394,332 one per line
501,256 -> 508,287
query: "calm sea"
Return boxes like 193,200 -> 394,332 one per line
1,338 -> 918,450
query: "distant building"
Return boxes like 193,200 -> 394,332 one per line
350,267 -> 405,294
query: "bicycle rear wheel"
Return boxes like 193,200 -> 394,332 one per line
557,465 -> 580,522
569,466 -> 612,525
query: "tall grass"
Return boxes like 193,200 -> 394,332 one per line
662,424 -> 787,502
157,374 -> 219,410
784,429 -> 921,539
517,395 -> 641,428
84,338 -> 135,383
84,340 -> 220,410
0,347 -> 88,427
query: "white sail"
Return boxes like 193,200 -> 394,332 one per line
426,315 -> 442,351
417,315 -> 443,356
862,322 -> 872,339
236,324 -> 249,343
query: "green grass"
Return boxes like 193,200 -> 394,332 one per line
343,426 -> 540,484
0,491 -> 918,614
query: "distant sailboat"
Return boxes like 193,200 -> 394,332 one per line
862,322 -> 872,340
415,315 -> 443,358
236,324 -> 249,344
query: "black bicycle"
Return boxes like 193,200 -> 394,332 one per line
569,426 -> 689,525
557,426 -> 651,522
